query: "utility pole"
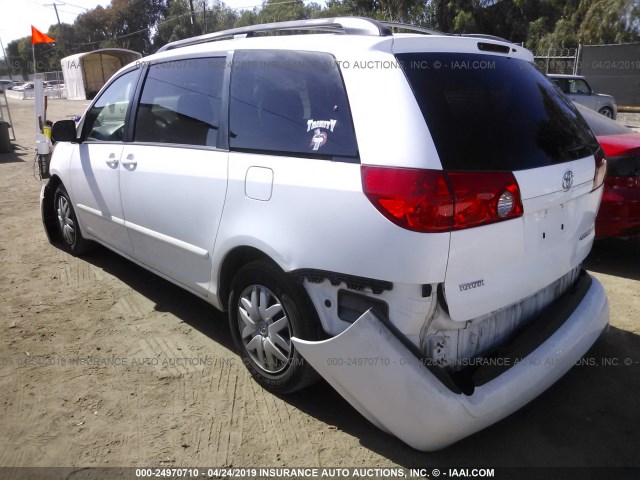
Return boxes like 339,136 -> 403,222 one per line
189,0 -> 196,36
45,3 -> 63,25
202,2 -> 207,34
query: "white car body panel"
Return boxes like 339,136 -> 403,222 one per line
338,43 -> 442,170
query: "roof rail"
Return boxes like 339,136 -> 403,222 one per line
157,17 -> 392,52
156,16 -> 512,53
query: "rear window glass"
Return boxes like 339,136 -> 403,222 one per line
396,53 -> 599,171
229,50 -> 358,160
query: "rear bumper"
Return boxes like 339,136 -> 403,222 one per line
292,274 -> 609,451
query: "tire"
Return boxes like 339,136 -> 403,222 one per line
598,107 -> 613,119
54,184 -> 90,255
228,260 -> 319,393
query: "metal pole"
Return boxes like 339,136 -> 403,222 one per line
575,44 -> 582,75
546,48 -> 550,74
32,43 -> 37,77
189,0 -> 196,36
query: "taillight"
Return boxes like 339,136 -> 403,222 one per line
361,166 -> 523,233
361,167 -> 453,232
593,147 -> 607,191
447,172 -> 523,229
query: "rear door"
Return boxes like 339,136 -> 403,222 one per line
119,57 -> 228,295
396,49 -> 602,321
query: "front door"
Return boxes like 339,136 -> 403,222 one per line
69,69 -> 140,253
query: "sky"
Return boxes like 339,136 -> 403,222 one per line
0,0 -> 267,57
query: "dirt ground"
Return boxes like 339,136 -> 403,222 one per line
1,97 -> 639,475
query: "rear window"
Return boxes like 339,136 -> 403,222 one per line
396,53 -> 599,171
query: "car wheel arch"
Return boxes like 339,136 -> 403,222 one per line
598,106 -> 614,118
217,246 -> 274,311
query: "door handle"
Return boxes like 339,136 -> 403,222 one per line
106,153 -> 118,168
121,153 -> 137,170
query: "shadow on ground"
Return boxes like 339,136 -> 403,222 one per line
0,145 -> 29,163
79,244 -> 235,353
74,241 -> 640,470
584,237 -> 640,281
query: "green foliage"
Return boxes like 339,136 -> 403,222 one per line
154,0 -> 193,45
537,0 -> 640,49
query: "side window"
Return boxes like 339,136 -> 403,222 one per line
229,50 -> 358,159
569,79 -> 591,94
83,69 -> 139,142
134,57 -> 225,147
551,78 -> 568,94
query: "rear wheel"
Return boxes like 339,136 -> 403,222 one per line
54,185 -> 90,255
228,260 -> 319,393
598,107 -> 613,118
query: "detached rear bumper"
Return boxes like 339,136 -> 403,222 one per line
292,274 -> 609,451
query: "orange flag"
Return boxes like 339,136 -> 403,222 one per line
31,26 -> 56,44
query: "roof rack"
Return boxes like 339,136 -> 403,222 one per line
157,16 -> 511,53
158,17 -> 393,52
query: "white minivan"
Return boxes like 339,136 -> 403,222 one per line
43,18 -> 609,450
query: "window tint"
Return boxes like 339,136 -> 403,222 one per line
134,57 -> 225,147
229,50 -> 358,159
84,69 -> 139,142
396,53 -> 599,171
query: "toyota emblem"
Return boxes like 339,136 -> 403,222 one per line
562,170 -> 574,191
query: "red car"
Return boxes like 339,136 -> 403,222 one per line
576,104 -> 640,237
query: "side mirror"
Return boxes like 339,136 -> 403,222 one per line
51,120 -> 79,143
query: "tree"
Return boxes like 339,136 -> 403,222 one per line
235,9 -> 260,27
202,0 -> 238,35
537,0 -> 640,49
6,38 -> 32,77
110,0 -> 167,52
154,0 -> 194,47
256,0 -> 309,23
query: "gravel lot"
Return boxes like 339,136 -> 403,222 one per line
1,97 -> 639,475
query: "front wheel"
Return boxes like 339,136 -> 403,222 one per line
598,107 -> 613,118
54,185 -> 90,255
228,260 -> 319,393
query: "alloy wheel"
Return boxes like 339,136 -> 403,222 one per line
57,195 -> 75,246
237,285 -> 292,373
